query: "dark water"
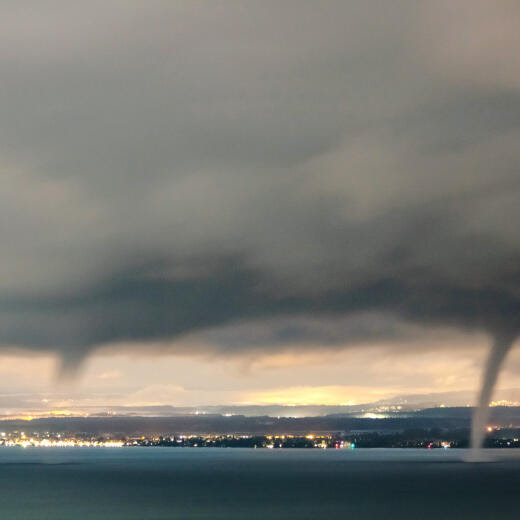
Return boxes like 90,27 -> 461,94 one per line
0,448 -> 519,519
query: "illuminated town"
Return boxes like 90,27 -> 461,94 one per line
0,432 -> 350,449
2,429 -> 520,450
2,404 -> 520,450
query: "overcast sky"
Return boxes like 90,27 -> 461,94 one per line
1,1 -> 519,410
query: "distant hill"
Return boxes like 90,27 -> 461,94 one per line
2,388 -> 520,420
2,407 -> 520,436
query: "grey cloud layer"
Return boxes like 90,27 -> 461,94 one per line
1,1 -> 519,358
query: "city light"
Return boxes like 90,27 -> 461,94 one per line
0,437 -> 124,448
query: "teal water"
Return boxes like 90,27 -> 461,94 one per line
0,448 -> 519,519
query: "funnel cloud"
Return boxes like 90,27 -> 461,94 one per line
471,333 -> 518,452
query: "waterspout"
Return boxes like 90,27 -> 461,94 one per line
469,332 -> 517,459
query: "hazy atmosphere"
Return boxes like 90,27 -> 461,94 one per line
3,3 -> 520,519
1,0 -> 519,413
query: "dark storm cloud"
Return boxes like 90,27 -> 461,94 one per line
0,0 -> 519,360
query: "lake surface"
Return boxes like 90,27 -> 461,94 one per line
1,448 -> 519,519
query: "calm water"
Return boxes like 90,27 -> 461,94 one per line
1,447 -> 519,519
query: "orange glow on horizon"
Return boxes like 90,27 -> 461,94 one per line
243,385 -> 404,406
